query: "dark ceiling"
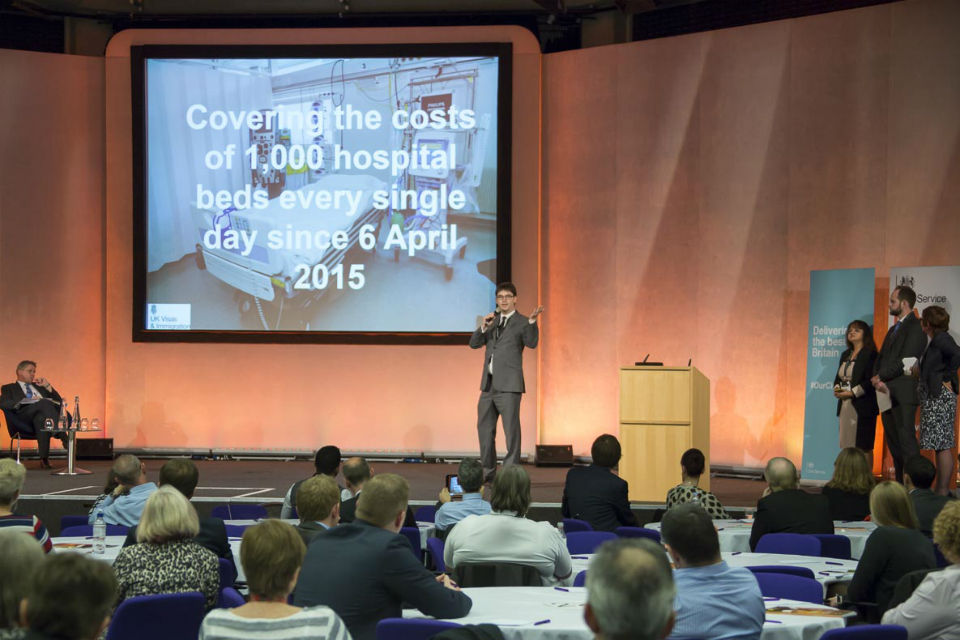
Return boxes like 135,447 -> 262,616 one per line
1,0 -> 899,55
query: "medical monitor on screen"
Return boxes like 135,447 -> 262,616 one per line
132,44 -> 512,343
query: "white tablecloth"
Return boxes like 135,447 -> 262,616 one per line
570,552 -> 857,598
405,587 -> 850,640
644,520 -> 876,559
224,519 -> 436,549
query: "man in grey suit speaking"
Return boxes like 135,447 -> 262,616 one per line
470,282 -> 544,482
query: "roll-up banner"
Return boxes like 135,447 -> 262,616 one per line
801,268 -> 875,483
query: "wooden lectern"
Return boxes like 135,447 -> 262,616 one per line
619,366 -> 710,503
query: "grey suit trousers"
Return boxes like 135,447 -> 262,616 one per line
477,385 -> 522,481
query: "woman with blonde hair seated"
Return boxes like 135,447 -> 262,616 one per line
883,500 -> 960,637
200,520 -> 351,639
112,485 -> 219,609
821,447 -> 875,521
846,481 -> 936,616
0,458 -> 52,552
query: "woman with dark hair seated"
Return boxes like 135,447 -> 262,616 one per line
822,447 -> 875,521
444,465 -> 572,586
113,485 -> 220,610
846,482 -> 936,616
665,448 -> 728,519
883,500 -> 960,637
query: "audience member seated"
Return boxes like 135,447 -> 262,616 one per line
445,465 -> 573,586
821,447 -> 875,521
883,500 -> 960,638
749,457 -> 833,550
584,538 -> 675,640
294,474 -> 341,545
0,459 -> 51,552
846,481 -> 936,616
293,474 -> 471,640
904,455 -> 954,537
122,458 -> 232,561
562,434 -> 638,531
661,503 -> 764,640
200,520 -> 351,640
436,458 -> 491,535
113,485 -> 220,610
87,454 -> 157,527
19,553 -> 116,640
339,458 -> 416,527
0,531 -> 45,633
665,448 -> 729,520
281,445 -> 347,519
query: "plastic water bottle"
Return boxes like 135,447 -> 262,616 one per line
93,512 -> 106,555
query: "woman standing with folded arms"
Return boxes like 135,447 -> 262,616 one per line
833,320 -> 879,468
915,306 -> 960,496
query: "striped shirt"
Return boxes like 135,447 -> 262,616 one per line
0,514 -> 52,553
199,606 -> 352,640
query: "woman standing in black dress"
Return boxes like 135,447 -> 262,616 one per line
915,306 -> 960,496
834,320 -> 880,468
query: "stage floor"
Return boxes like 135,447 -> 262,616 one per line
17,457 -> 770,536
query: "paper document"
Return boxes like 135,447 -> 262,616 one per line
877,388 -> 892,413
902,357 -> 918,375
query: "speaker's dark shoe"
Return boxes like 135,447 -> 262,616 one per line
40,458 -> 53,470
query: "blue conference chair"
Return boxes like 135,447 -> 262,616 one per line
565,531 -> 617,555
573,570 -> 587,586
820,625 -> 907,639
753,572 -> 823,604
105,592 -> 205,640
755,533 -> 821,557
426,537 -> 446,572
376,618 -> 461,640
561,518 -> 593,533
60,524 -> 128,537
400,526 -> 423,562
218,557 -> 238,590
615,526 -> 661,542
217,587 -> 245,609
414,505 -> 437,523
224,524 -> 249,538
747,565 -> 815,579
211,504 -> 267,520
60,515 -> 89,531
814,534 -> 852,560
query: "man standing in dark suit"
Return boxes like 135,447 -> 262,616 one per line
470,282 -> 543,482
0,360 -> 65,469
872,285 -> 926,482
904,455 -> 953,537
562,434 -> 638,531
749,457 -> 833,551
294,474 -> 472,640
122,458 -> 232,563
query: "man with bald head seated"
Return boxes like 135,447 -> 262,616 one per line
293,474 -> 471,640
339,457 -> 416,527
749,457 -> 833,551
87,454 -> 157,527
661,503 -> 764,640
584,538 -> 676,640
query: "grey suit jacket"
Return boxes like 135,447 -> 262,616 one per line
875,312 -> 926,405
469,313 -> 539,393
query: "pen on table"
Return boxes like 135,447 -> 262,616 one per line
533,619 -> 551,626
765,620 -> 782,624
554,587 -> 569,592
825,561 -> 843,565
571,556 -> 589,559
762,597 -> 779,601
731,551 -> 742,555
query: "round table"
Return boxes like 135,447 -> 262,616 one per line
405,586 -> 852,640
643,519 -> 876,559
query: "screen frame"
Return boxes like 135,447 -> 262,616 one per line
131,42 -> 513,345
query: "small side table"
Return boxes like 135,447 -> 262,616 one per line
43,426 -> 102,476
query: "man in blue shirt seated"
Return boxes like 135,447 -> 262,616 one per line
661,503 -> 765,640
584,538 -> 676,640
87,454 -> 157,527
435,458 -> 491,535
